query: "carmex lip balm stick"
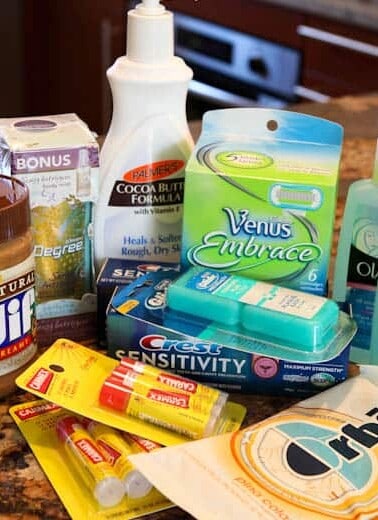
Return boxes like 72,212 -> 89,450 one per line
82,419 -> 153,499
118,357 -> 228,412
111,366 -> 221,418
166,267 -> 340,352
122,432 -> 162,454
99,375 -> 222,440
56,415 -> 125,508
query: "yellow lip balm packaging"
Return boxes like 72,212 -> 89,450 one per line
9,401 -> 173,520
15,338 -> 247,446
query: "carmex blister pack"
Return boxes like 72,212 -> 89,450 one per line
10,400 -> 172,520
15,338 -> 247,446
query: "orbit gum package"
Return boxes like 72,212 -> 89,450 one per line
129,368 -> 378,520
9,401 -> 172,519
15,339 -> 246,446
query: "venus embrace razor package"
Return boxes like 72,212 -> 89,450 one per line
180,108 -> 343,296
107,269 -> 357,397
10,400 -> 172,519
0,114 -> 99,347
130,368 -> 378,520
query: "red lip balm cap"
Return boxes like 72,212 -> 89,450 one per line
99,376 -> 132,411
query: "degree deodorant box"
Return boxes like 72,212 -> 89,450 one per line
180,108 -> 343,296
0,114 -> 99,347
106,268 -> 356,397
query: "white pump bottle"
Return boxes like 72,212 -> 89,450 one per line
94,0 -> 193,271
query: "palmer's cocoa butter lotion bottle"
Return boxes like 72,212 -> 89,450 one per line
0,175 -> 37,397
93,0 -> 193,272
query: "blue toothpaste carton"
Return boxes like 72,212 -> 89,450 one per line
96,258 -> 180,344
106,270 -> 356,396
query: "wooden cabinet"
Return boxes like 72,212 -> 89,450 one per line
19,1 -> 377,133
167,0 -> 305,48
23,0 -> 128,134
168,0 -> 378,102
21,0 -> 307,133
298,16 -> 378,97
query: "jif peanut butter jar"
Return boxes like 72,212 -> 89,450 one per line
0,175 -> 37,398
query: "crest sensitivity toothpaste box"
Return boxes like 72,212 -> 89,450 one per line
0,114 -> 99,346
106,271 -> 356,397
180,109 -> 343,296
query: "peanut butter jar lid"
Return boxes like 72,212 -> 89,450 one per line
0,174 -> 31,243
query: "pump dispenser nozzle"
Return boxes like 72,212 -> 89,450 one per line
127,0 -> 173,64
137,0 -> 165,15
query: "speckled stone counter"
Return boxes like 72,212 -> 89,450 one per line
1,93 -> 378,520
260,0 -> 378,31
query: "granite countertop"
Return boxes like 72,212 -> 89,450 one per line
260,0 -> 378,31
1,92 -> 378,520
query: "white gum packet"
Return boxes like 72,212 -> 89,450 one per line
130,367 -> 378,520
